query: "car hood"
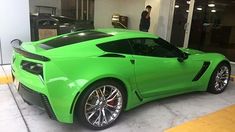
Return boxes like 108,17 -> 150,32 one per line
180,48 -> 205,55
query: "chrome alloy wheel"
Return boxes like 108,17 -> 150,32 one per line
84,85 -> 123,127
214,66 -> 230,91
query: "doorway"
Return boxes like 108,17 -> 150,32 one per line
188,0 -> 235,61
77,0 -> 94,21
170,0 -> 235,62
170,0 -> 195,48
61,0 -> 94,21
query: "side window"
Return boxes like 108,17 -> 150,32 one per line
97,40 -> 133,54
155,38 -> 183,57
130,38 -> 181,58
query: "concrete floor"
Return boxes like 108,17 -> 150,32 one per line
0,65 -> 235,132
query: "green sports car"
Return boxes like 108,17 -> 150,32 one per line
11,29 -> 231,130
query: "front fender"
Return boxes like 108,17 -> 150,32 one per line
190,53 -> 230,91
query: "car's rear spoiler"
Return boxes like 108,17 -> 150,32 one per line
12,39 -> 50,62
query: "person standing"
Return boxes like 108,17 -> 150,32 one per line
139,5 -> 152,32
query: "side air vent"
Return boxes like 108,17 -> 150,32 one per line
193,61 -> 210,81
41,94 -> 57,120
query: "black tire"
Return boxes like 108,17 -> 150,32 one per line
76,79 -> 126,130
207,62 -> 231,94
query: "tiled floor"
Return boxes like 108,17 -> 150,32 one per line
0,65 -> 235,132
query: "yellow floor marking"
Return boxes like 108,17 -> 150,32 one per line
0,75 -> 13,84
165,105 -> 235,132
231,75 -> 235,82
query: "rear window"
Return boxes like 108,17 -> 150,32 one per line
97,40 -> 133,54
40,31 -> 112,50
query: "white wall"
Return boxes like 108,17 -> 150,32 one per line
145,0 -> 172,39
145,0 -> 160,34
94,0 -> 145,30
118,0 -> 145,30
156,0 -> 172,39
0,0 -> 31,64
94,0 -> 172,40
29,0 -> 61,15
94,0 -> 119,28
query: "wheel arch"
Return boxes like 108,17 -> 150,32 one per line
206,59 -> 231,93
206,59 -> 231,83
70,76 -> 130,122
210,59 -> 231,79
220,60 -> 231,69
210,59 -> 231,75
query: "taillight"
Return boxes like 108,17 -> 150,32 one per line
21,60 -> 43,78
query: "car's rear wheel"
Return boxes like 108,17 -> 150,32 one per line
208,62 -> 231,94
77,80 -> 125,130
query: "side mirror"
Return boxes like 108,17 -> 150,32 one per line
177,52 -> 188,62
11,39 -> 22,47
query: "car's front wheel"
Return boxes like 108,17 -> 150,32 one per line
77,80 -> 125,130
208,62 -> 231,94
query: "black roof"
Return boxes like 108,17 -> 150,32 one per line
40,30 -> 112,50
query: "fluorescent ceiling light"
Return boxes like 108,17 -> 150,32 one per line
112,18 -> 119,21
208,4 -> 215,7
175,5 -> 180,8
211,9 -> 216,12
197,7 -> 202,11
187,1 -> 191,4
78,33 -> 86,36
186,10 -> 189,13
33,13 -> 39,16
109,32 -> 118,35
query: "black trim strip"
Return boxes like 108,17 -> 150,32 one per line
70,92 -> 80,113
41,94 -> 57,120
12,42 -> 50,62
193,61 -> 210,81
11,72 -> 15,81
19,83 -> 57,120
99,53 -> 126,58
135,91 -> 143,101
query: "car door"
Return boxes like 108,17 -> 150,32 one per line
129,38 -> 203,98
96,39 -> 136,86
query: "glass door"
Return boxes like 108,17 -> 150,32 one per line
170,0 -> 195,47
188,0 -> 235,61
77,0 -> 94,21
61,0 -> 76,19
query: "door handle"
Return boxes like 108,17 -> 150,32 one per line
130,59 -> 135,64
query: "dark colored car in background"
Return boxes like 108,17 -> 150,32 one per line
30,13 -> 94,41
